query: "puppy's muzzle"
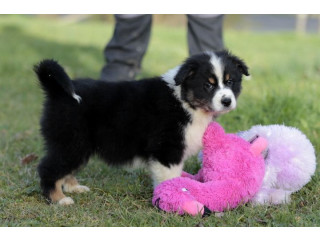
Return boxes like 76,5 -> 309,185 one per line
221,97 -> 232,107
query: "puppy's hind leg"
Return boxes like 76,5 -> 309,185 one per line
38,150 -> 89,205
38,159 -> 75,205
50,178 -> 75,205
63,175 -> 90,193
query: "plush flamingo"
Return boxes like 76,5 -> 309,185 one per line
152,122 -> 267,216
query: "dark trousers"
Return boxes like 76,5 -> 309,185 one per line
101,14 -> 224,81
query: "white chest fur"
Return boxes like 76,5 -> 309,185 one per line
183,108 -> 213,160
161,71 -> 213,162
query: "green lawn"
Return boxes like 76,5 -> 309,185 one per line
0,15 -> 319,227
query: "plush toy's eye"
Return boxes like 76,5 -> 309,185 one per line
249,135 -> 259,144
263,149 -> 269,160
182,188 -> 188,192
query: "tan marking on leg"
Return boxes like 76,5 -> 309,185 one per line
64,175 -> 79,187
49,179 -> 67,202
49,177 -> 75,205
63,175 -> 90,193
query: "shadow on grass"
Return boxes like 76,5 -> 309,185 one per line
0,24 -> 103,78
0,24 -> 157,79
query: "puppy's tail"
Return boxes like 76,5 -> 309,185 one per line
34,59 -> 81,103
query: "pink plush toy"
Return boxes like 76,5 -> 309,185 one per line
152,122 -> 267,216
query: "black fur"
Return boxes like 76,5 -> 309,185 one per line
34,60 -> 77,100
36,61 -> 191,199
35,51 -> 248,201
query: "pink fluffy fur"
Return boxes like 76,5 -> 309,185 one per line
152,122 -> 267,216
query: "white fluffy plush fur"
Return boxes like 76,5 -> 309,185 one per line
238,124 -> 316,205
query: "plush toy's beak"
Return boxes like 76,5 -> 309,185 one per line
250,137 -> 268,157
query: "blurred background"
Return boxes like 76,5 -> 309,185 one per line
57,14 -> 320,33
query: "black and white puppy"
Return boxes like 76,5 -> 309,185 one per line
35,51 -> 249,205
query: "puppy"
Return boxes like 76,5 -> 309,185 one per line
35,50 -> 249,205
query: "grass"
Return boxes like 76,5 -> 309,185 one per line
0,15 -> 319,227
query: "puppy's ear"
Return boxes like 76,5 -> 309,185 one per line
225,51 -> 250,76
174,61 -> 196,85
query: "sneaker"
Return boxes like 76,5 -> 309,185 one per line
100,63 -> 138,82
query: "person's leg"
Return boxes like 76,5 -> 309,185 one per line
187,14 -> 225,55
101,14 -> 152,81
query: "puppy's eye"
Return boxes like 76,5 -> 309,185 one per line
225,80 -> 233,87
204,82 -> 214,91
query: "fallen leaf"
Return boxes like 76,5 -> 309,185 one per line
20,153 -> 38,165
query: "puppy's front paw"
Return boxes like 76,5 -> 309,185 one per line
58,197 -> 74,205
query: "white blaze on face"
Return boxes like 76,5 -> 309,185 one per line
209,53 -> 236,114
210,53 -> 224,87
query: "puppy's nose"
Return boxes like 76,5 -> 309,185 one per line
221,97 -> 232,107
